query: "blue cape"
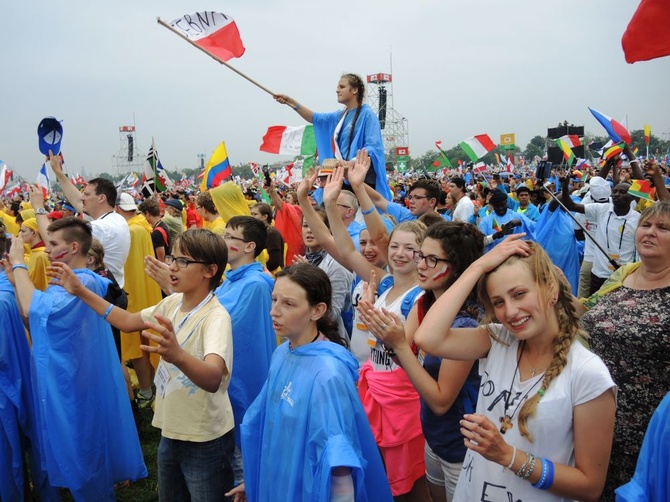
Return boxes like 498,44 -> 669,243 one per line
0,273 -> 58,501
478,209 -> 536,252
313,104 -> 392,200
615,392 -> 670,501
29,269 -> 147,500
216,262 -> 276,447
534,207 -> 580,294
241,341 -> 392,502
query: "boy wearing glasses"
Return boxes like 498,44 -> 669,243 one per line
48,228 -> 236,501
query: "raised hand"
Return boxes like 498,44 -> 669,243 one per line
322,166 -> 345,205
475,234 -> 531,273
48,150 -> 65,177
297,168 -> 319,200
144,255 -> 172,294
28,184 -> 45,209
347,149 -> 371,188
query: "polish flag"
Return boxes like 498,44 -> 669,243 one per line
169,12 -> 245,62
0,162 -> 11,191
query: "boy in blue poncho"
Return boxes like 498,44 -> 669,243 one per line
6,216 -> 146,501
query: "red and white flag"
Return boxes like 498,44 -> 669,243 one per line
473,162 -> 488,174
0,162 -> 11,191
169,12 -> 246,62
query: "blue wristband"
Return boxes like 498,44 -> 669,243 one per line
12,264 -> 28,271
101,304 -> 114,320
542,459 -> 554,490
361,206 -> 375,216
532,457 -> 549,489
292,103 -> 301,111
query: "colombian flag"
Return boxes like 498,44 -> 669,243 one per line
200,142 -> 232,191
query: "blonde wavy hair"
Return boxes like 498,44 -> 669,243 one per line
477,242 -> 588,441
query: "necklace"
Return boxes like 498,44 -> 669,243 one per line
289,331 -> 320,350
499,341 -> 545,434
525,351 -> 548,378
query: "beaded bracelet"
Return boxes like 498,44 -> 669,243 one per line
532,457 -> 549,488
523,454 -> 536,480
361,206 -> 375,216
12,264 -> 29,271
503,446 -> 517,472
101,304 -> 114,320
515,452 -> 534,478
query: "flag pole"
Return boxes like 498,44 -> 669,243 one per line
157,18 -> 275,96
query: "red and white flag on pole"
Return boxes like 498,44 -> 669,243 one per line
169,12 -> 245,62
0,162 -> 11,191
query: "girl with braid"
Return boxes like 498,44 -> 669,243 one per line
274,73 -> 393,200
415,235 -> 616,502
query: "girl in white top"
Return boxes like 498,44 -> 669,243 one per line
415,234 -> 616,502
299,154 -> 430,500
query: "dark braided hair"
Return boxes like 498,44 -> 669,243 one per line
341,73 -> 365,159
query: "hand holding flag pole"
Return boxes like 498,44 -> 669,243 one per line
157,14 -> 275,96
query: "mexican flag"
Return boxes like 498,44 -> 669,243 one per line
260,125 -> 316,157
460,134 -> 496,162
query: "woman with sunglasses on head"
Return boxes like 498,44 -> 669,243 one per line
359,221 -> 484,502
414,235 -> 616,502
274,73 -> 392,200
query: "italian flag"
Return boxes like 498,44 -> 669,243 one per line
460,134 -> 496,162
169,12 -> 245,62
260,125 -> 316,157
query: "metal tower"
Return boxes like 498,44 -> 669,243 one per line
112,125 -> 146,176
366,73 -> 409,169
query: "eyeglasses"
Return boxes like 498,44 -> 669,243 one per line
336,203 -> 352,210
223,234 -> 249,243
165,255 -> 209,268
407,195 -> 427,202
413,250 -> 449,268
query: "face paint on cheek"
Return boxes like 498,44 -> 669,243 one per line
432,263 -> 450,282
228,245 -> 239,253
52,250 -> 68,260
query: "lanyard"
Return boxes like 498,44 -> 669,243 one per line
605,213 -> 627,253
171,293 -> 213,338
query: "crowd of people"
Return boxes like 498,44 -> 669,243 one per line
1,73 -> 670,502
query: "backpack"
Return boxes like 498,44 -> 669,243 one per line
376,275 -> 422,319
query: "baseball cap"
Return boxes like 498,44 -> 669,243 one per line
116,193 -> 137,211
47,210 -> 63,220
164,198 -> 183,211
37,117 -> 63,156
62,204 -> 77,214
587,176 -> 611,203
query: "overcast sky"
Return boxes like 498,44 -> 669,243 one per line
1,0 -> 668,180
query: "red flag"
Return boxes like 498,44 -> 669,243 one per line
622,0 -> 670,63
169,12 -> 245,62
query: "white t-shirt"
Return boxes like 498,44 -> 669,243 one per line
141,293 -> 235,442
368,284 -> 423,372
91,211 -> 131,288
454,325 -> 615,502
452,194 -> 475,222
584,203 -> 639,280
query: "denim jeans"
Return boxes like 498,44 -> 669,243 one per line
158,429 -> 235,502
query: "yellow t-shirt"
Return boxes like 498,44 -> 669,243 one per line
141,293 -> 234,441
209,216 -> 226,235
